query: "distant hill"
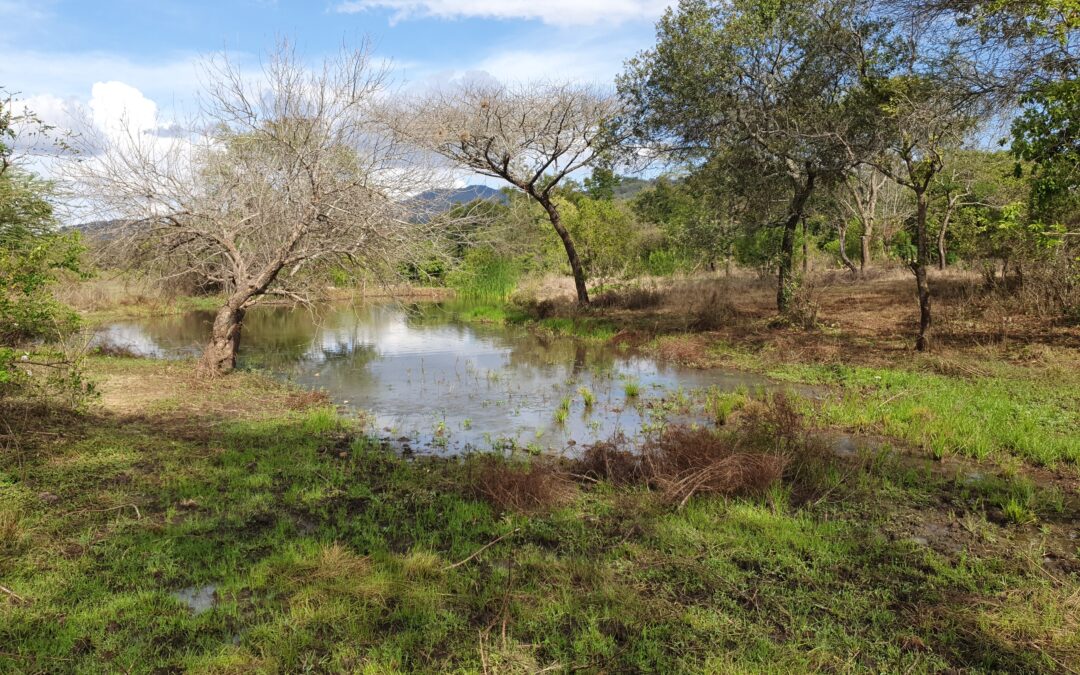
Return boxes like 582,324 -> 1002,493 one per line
69,219 -> 128,239
613,175 -> 654,201
410,185 -> 508,209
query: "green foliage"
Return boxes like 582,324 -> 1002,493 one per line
563,196 -> 643,280
583,166 -> 619,201
1,101 -> 87,401
1011,79 -> 1080,226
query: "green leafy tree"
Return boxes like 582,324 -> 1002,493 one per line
1011,79 -> 1080,228
1,95 -> 86,400
620,0 -> 889,312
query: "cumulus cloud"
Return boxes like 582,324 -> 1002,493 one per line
334,0 -> 671,26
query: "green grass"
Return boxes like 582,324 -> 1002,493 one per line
1,360 -> 1077,672
579,386 -> 596,408
531,316 -> 619,341
650,335 -> 1080,467
764,363 -> 1080,466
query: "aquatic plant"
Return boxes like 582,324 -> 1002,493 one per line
579,386 -> 596,408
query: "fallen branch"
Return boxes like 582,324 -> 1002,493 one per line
442,528 -> 520,571
64,504 -> 142,520
0,584 -> 26,603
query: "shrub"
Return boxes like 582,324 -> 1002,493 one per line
469,456 -> 577,513
592,285 -> 664,310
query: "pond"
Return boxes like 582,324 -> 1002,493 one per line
94,302 -> 802,455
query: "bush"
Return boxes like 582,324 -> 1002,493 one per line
1,165 -> 90,405
469,456 -> 577,513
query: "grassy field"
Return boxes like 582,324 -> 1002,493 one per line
1,356 -> 1078,673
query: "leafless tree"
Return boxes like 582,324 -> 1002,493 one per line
385,80 -> 624,304
70,40 -> 442,375
839,166 -> 891,273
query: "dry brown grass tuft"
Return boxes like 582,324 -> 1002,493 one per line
575,393 -> 826,507
578,426 -> 787,508
592,286 -> 665,310
313,542 -> 371,581
577,439 -> 641,485
652,335 -> 713,366
470,457 -> 577,513
644,427 -> 787,507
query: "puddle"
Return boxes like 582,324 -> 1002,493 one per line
171,584 -> 217,615
94,302 -> 808,455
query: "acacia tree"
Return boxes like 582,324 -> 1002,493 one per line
856,68 -> 982,350
74,42 -> 434,375
387,80 -> 623,305
619,0 -> 887,312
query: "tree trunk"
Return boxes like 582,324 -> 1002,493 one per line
837,221 -> 857,276
860,233 -> 872,273
198,300 -> 247,376
914,190 -> 932,352
802,216 -> 809,275
540,198 -> 589,305
777,174 -> 815,313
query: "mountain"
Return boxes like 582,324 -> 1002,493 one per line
410,185 -> 508,209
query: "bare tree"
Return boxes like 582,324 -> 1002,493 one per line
839,166 -> 890,273
71,40 -> 437,375
386,80 -> 623,305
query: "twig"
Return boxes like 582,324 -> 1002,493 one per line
65,504 -> 142,519
442,528 -> 520,571
0,584 -> 26,603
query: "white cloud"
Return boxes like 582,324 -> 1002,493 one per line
334,0 -> 671,26
88,81 -> 160,139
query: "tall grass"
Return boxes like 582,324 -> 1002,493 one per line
448,250 -> 519,302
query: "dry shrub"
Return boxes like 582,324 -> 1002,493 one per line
90,343 -> 142,358
577,439 -> 642,485
592,285 -> 664,310
653,335 -> 710,366
689,289 -> 739,331
738,391 -> 808,456
576,393 -> 826,507
285,389 -> 332,411
645,427 -> 787,507
779,277 -> 822,329
470,457 -> 577,513
577,427 -> 786,508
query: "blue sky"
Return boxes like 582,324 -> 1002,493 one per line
1,0 -> 671,140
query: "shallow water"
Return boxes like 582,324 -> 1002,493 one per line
171,584 -> 216,614
95,302 -> 801,455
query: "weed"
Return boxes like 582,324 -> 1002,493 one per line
578,386 -> 595,408
555,396 -> 571,424
704,388 -> 749,425
1002,497 -> 1038,525
624,380 -> 641,398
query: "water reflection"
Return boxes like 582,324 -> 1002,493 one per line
95,302 -> 785,455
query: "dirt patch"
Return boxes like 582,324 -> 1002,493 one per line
529,269 -> 1080,370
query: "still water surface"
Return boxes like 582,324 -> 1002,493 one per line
95,303 -> 790,455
